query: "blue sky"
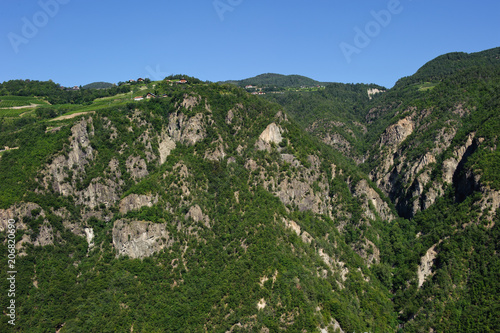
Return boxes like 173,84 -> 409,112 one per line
1,0 -> 499,88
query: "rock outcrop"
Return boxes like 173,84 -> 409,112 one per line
379,117 -> 414,147
0,203 -> 57,249
33,222 -> 54,247
418,243 -> 439,288
283,218 -> 312,244
158,130 -> 176,165
367,88 -> 385,100
355,238 -> 380,266
369,104 -> 490,219
320,319 -> 345,333
321,133 -> 352,154
112,220 -> 173,259
273,155 -> 330,214
84,227 -> 95,249
256,123 -> 283,150
168,112 -> 206,146
43,118 -> 95,196
126,155 -> 149,181
119,194 -> 159,215
0,202 -> 42,232
204,142 -> 226,161
77,178 -> 121,209
180,94 -> 200,110
259,123 -> 283,144
352,179 -> 395,221
318,248 -> 348,283
185,205 -> 210,228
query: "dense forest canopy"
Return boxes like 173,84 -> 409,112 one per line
82,82 -> 115,90
0,48 -> 499,332
223,73 -> 332,88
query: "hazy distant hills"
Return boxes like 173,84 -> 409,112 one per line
222,73 -> 332,88
82,81 -> 115,89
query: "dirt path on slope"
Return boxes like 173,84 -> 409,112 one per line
50,111 -> 95,121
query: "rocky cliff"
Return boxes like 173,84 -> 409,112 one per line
368,103 -> 498,220
1,50 -> 499,332
112,219 -> 172,259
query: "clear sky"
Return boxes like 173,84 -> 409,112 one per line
1,0 -> 499,88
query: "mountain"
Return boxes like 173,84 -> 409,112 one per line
364,47 -> 500,217
82,81 -> 115,89
0,81 -> 396,332
264,82 -> 386,160
223,73 -> 331,88
0,48 -> 499,332
362,47 -> 500,331
393,47 -> 500,89
260,47 -> 500,331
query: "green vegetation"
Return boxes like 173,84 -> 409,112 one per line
394,47 -> 500,89
0,95 -> 47,108
0,47 -> 499,332
264,82 -> 385,157
223,73 -> 331,88
416,82 -> 438,91
0,79 -> 131,105
82,81 -> 115,89
0,81 -> 396,332
0,108 -> 34,118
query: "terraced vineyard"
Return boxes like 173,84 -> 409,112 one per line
0,96 -> 46,108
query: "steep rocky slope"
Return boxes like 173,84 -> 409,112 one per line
264,82 -> 383,161
0,48 -> 499,332
362,47 -> 500,331
366,48 -> 500,220
0,82 -> 397,332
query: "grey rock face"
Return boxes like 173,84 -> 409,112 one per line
112,220 -> 173,259
185,205 -> 211,228
168,112 -> 206,146
119,194 -> 159,215
126,155 -> 149,181
352,179 -> 395,221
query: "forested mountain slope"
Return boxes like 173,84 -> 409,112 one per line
365,47 -> 500,219
0,81 -> 398,332
0,47 -> 499,332
362,47 -> 500,332
261,47 -> 500,332
222,73 -> 331,89
264,82 -> 385,161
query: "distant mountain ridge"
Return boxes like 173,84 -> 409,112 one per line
82,81 -> 115,89
223,73 -> 332,88
394,46 -> 500,88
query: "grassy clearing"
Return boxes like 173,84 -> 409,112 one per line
94,92 -> 131,102
417,82 -> 438,91
46,95 -> 131,118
